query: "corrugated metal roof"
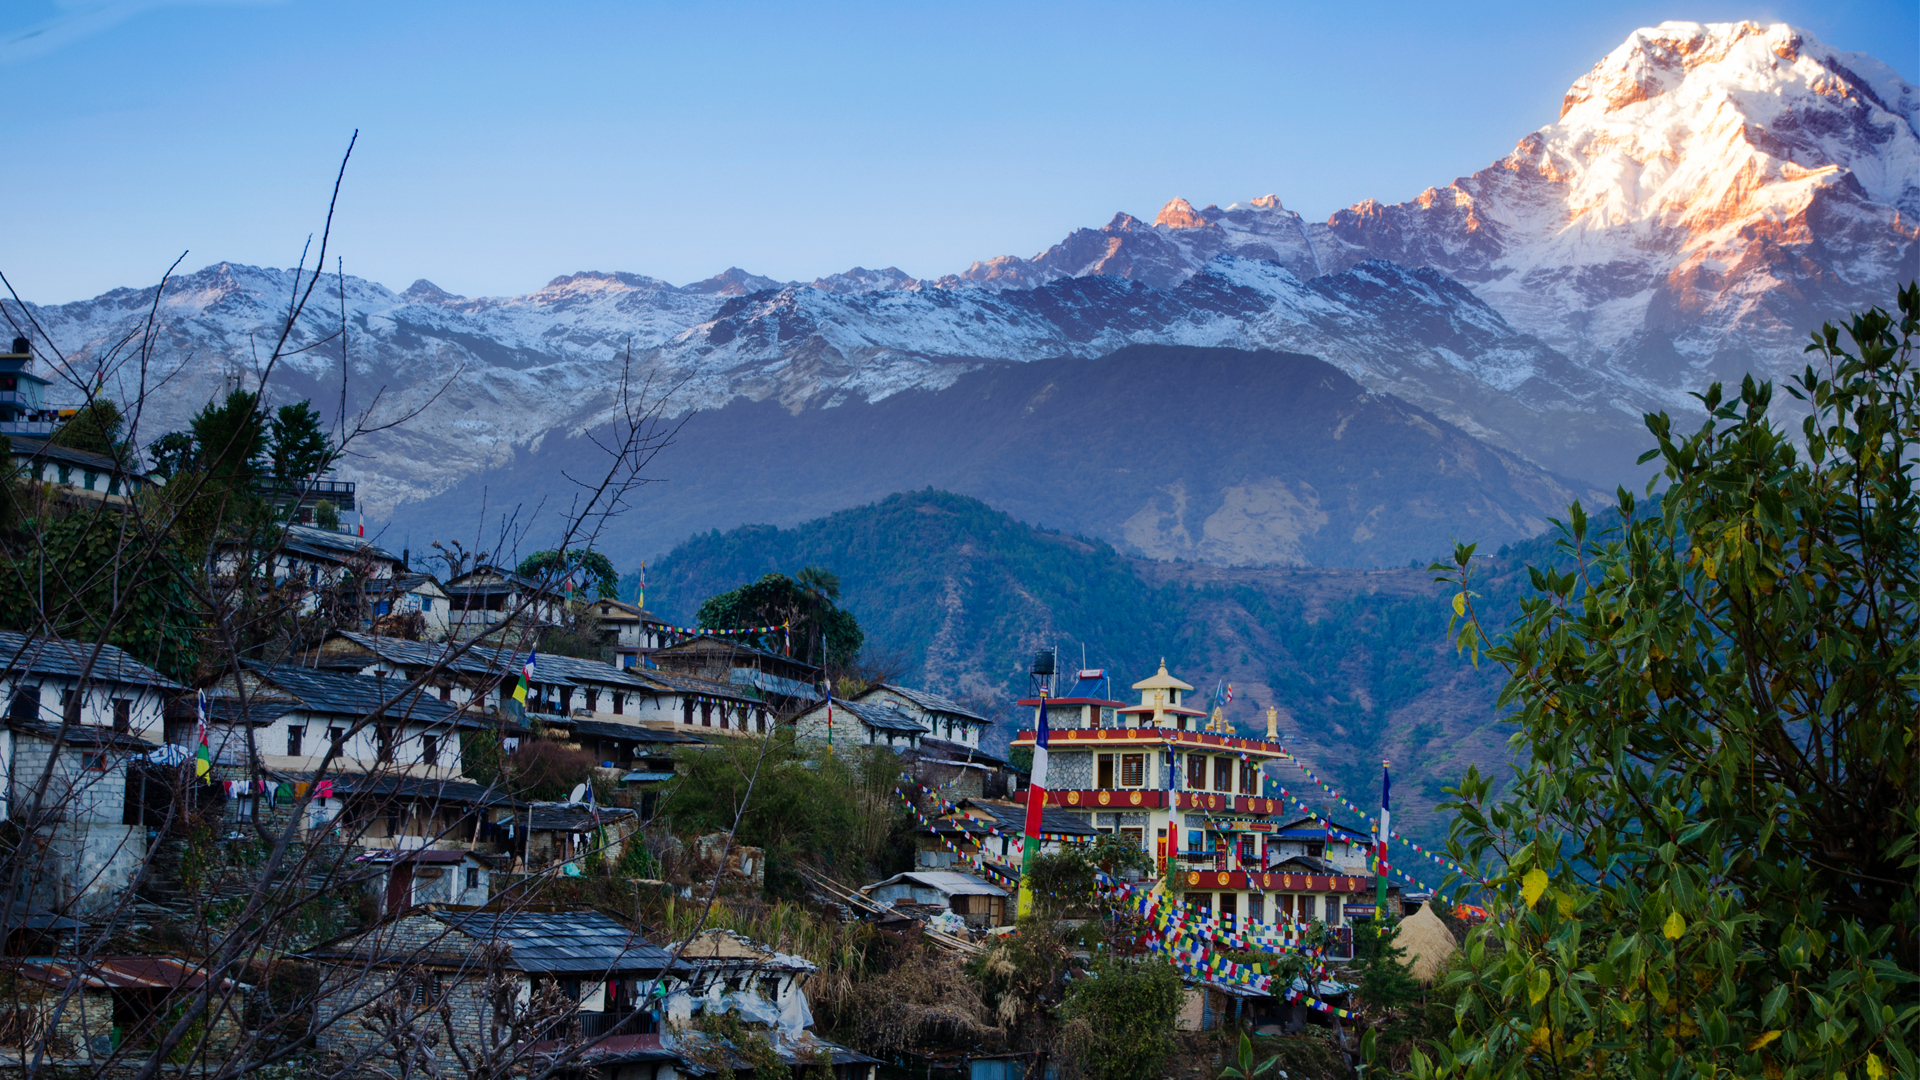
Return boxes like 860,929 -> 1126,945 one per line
570,718 -> 702,745
11,956 -> 244,992
862,870 -> 1007,898
526,803 -> 637,831
0,630 -> 181,690
431,910 -> 682,974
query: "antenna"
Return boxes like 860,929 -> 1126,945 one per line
567,782 -> 589,806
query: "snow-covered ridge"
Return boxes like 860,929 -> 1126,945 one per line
6,21 -> 1909,520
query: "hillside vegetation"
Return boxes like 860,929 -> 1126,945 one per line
639,489 -> 1577,853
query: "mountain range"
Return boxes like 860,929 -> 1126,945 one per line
7,20 -> 1915,569
641,488 -> 1558,852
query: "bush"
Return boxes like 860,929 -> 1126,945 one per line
1056,958 -> 1182,1080
504,739 -> 600,801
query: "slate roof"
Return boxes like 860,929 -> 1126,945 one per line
0,631 -> 181,690
826,699 -> 928,735
200,697 -> 297,727
364,573 -> 445,597
431,909 -> 683,974
569,718 -> 703,746
325,633 -> 539,681
6,436 -> 130,475
527,803 -> 637,831
913,736 -> 1008,768
628,669 -> 757,703
280,523 -> 403,566
866,683 -> 991,725
8,722 -> 156,750
240,662 -> 476,728
958,798 -> 1099,837
280,772 -> 519,807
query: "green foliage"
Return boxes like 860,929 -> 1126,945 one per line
662,737 -> 908,896
694,571 -> 863,671
0,510 -> 199,680
1219,1030 -> 1278,1080
266,400 -> 333,483
313,498 -> 340,531
1417,286 -> 1920,1079
1056,958 -> 1182,1080
51,398 -> 127,458
190,389 -> 268,490
517,548 -> 619,598
144,430 -> 196,480
1351,915 -> 1422,1012
1025,833 -> 1153,918
682,1007 -> 790,1080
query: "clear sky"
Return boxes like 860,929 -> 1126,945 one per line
5,0 -> 1915,303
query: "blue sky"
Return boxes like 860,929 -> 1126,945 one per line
6,0 -> 1915,302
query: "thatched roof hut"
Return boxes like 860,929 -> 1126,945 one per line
1399,903 -> 1460,983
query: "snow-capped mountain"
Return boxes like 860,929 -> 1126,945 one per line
8,21 -> 1910,539
939,22 -> 1918,388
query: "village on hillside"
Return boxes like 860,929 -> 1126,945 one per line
0,335 -> 1468,1079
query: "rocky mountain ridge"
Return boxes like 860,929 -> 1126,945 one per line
6,21 -> 1911,545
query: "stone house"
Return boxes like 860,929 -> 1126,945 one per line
189,661 -> 484,782
787,698 -> 927,751
649,636 -> 821,716
444,565 -> 570,641
309,908 -> 689,1077
1,632 -> 179,912
2,955 -> 249,1063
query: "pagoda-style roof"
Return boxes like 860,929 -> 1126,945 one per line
1131,660 -> 1194,692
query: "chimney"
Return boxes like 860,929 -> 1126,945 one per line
402,548 -> 410,571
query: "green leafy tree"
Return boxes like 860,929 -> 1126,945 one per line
189,388 -> 267,490
313,499 -> 340,531
145,430 -> 197,480
1056,958 -> 1182,1080
266,400 -> 333,483
51,398 -> 127,458
516,548 -> 619,598
1418,286 -> 1920,1079
0,512 -> 199,681
695,571 -> 862,670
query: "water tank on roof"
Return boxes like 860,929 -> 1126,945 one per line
1031,649 -> 1054,677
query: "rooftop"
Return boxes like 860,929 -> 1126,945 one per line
1132,660 -> 1195,692
864,683 -> 991,724
862,870 -> 1008,898
431,909 -> 684,974
237,662 -> 478,728
0,630 -> 181,690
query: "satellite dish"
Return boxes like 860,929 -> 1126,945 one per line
568,783 -> 589,805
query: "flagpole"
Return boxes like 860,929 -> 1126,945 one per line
1375,760 -> 1391,918
1017,649 -> 1054,919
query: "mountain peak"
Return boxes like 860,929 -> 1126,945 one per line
1155,198 -> 1213,230
401,279 -> 462,303
682,267 -> 787,296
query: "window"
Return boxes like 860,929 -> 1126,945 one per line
376,726 -> 395,763
422,734 -> 438,767
82,470 -> 97,490
1299,895 -> 1319,922
329,727 -> 346,753
8,686 -> 38,722
612,692 -> 624,716
420,597 -> 433,612
1325,896 -> 1342,926
1186,753 -> 1205,789
81,751 -> 107,771
1240,761 -> 1258,794
1191,892 -> 1212,914
287,726 -> 305,757
682,699 -> 694,725
1248,894 -> 1265,925
439,685 -> 452,702
112,699 -> 132,733
1217,892 -> 1236,921
465,867 -> 481,892
405,974 -> 441,1005
59,687 -> 74,708
700,702 -> 712,727
1120,753 -> 1145,787
1121,826 -> 1145,851
1213,757 -> 1231,792
1096,754 -> 1114,789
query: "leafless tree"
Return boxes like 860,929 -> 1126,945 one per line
0,134 -> 808,1080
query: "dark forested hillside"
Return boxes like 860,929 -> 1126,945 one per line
638,488 -> 1586,853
